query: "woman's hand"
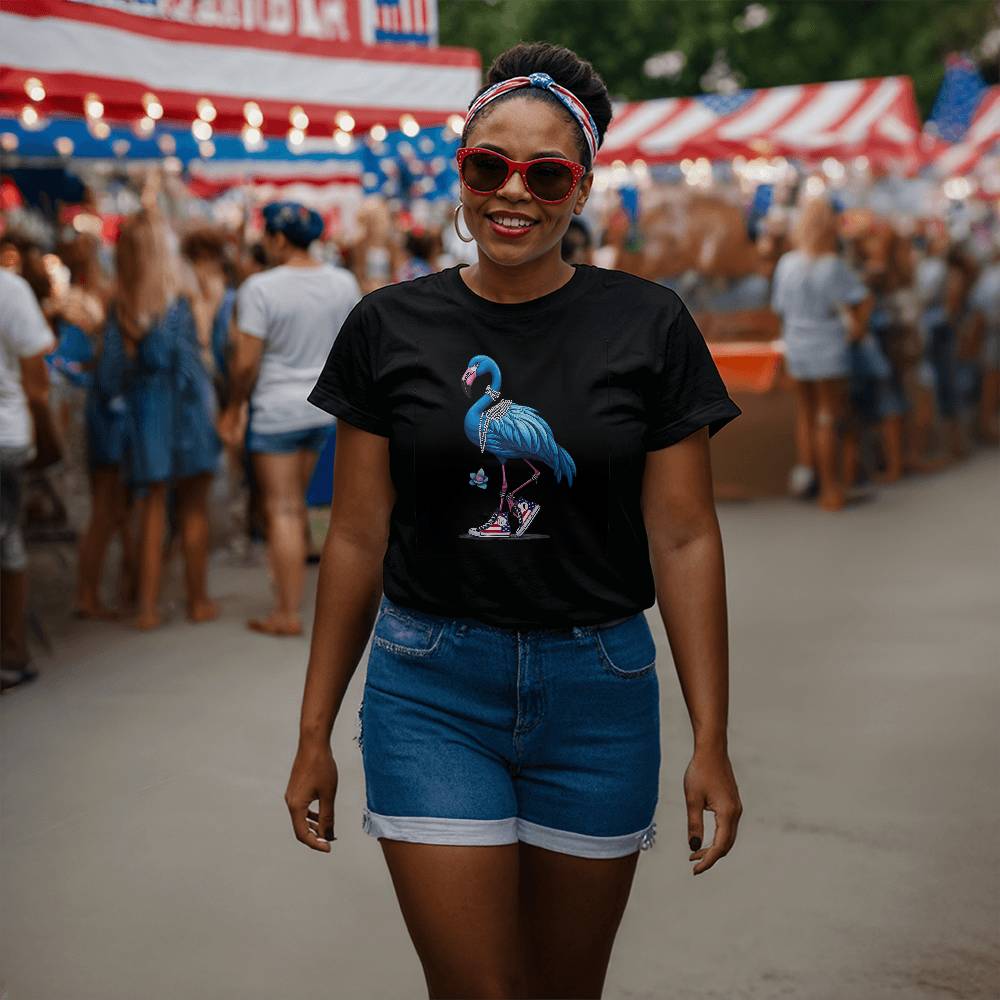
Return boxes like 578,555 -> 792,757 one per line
285,738 -> 339,853
217,403 -> 247,447
684,746 -> 743,875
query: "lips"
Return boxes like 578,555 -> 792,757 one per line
486,212 -> 538,239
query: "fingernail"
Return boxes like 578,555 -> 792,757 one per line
689,836 -> 701,851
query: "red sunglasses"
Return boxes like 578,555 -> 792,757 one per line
456,147 -> 587,204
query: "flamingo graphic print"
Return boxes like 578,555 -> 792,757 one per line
460,354 -> 576,539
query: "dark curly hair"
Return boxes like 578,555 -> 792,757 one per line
462,42 -> 613,171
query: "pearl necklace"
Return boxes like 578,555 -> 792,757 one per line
478,385 -> 511,453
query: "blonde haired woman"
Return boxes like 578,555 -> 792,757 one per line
772,196 -> 871,511
105,182 -> 220,628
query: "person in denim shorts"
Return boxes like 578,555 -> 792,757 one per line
285,43 -> 744,999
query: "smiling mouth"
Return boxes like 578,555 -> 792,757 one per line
486,213 -> 538,230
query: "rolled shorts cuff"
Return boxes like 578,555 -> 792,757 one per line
361,809 -> 657,858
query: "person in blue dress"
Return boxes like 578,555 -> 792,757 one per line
45,234 -> 134,619
112,203 -> 221,629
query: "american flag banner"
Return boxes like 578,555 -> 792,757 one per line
361,0 -> 438,46
928,87 -> 1000,177
0,0 -> 472,139
599,77 -> 921,167
926,53 -> 987,143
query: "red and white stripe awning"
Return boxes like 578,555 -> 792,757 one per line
0,0 -> 479,138
598,77 -> 921,166
926,86 -> 1000,176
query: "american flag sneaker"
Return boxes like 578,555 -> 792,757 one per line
511,498 -> 541,536
468,510 -> 512,538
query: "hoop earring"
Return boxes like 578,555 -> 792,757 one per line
453,203 -> 475,244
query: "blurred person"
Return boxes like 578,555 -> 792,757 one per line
968,240 -> 1000,444
560,216 -> 592,264
0,267 -> 56,691
911,221 -> 966,464
851,221 -> 910,484
771,197 -> 871,511
109,191 -> 220,630
286,42 -> 743,1000
181,225 -> 237,403
394,227 -> 438,283
219,201 -> 360,637
42,234 -> 134,618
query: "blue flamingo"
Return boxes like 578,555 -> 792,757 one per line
461,354 -> 576,538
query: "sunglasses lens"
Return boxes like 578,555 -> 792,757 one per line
461,151 -> 509,192
525,161 -> 575,201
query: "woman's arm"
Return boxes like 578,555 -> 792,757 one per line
641,426 -> 742,875
285,421 -> 395,853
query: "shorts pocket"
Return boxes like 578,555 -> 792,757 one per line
595,613 -> 656,678
372,606 -> 446,658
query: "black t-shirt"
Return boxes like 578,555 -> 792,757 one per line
308,263 -> 741,629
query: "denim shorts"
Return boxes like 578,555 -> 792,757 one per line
245,423 -> 333,454
356,596 -> 661,859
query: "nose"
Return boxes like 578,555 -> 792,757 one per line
496,167 -> 532,203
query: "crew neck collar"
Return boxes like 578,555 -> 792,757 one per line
448,262 -> 592,316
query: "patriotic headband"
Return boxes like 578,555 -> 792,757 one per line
464,72 -> 600,165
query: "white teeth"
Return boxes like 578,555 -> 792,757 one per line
492,215 -> 534,228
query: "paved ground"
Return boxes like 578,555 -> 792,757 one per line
2,452 -> 998,1000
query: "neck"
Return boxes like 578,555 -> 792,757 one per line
284,248 -> 318,268
462,246 -> 575,304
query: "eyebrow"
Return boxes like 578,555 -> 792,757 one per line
474,141 -> 571,159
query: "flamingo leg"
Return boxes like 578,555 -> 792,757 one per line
505,460 -> 542,506
497,463 -> 508,514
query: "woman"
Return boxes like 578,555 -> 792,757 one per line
109,197 -> 220,629
219,201 -> 361,636
771,197 -> 871,511
46,234 -> 134,618
286,43 -> 744,999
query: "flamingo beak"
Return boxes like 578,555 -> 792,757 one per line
461,366 -> 477,397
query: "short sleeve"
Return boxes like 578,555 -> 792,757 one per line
235,276 -> 268,340
833,258 -> 867,306
1,275 -> 54,358
644,302 -> 742,451
770,254 -> 789,315
307,298 -> 389,437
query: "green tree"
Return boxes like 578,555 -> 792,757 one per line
439,0 -> 996,116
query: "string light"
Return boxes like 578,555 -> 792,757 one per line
0,133 -> 19,152
335,110 -> 355,133
135,116 -> 155,137
89,120 -> 111,140
143,93 -> 163,120
242,125 -> 263,149
198,140 -> 216,158
369,123 -> 387,141
192,118 -> 213,141
446,114 -> 465,135
399,113 -> 419,137
196,98 -> 217,123
54,137 -> 74,157
19,105 -> 40,128
287,127 -> 305,147
243,101 -> 263,128
289,105 -> 309,130
112,139 -> 130,157
334,129 -> 352,149
84,93 -> 104,119
24,78 -> 45,102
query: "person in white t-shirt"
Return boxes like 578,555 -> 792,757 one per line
0,269 -> 56,691
219,202 -> 360,636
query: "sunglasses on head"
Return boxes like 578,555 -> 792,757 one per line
456,147 -> 587,204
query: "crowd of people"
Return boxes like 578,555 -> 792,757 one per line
0,170 -> 997,691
